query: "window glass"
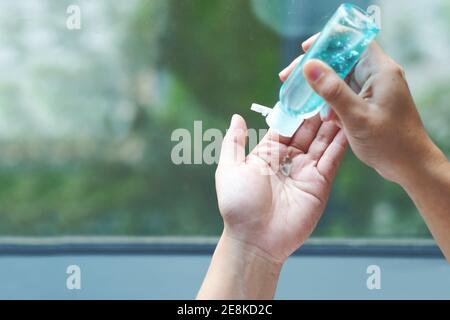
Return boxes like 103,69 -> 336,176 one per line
0,0 -> 448,237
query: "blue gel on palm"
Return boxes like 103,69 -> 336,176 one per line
265,3 -> 380,137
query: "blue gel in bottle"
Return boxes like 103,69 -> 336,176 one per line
266,3 -> 380,137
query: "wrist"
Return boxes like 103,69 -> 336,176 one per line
197,231 -> 283,300
221,230 -> 285,271
396,137 -> 448,191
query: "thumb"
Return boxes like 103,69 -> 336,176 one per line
219,114 -> 247,166
304,59 -> 367,124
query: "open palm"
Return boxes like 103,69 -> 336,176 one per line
216,114 -> 347,262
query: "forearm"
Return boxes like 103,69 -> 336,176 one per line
399,140 -> 450,261
197,231 -> 282,300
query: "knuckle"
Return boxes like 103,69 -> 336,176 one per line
384,62 -> 406,79
398,66 -> 407,79
392,65 -> 406,79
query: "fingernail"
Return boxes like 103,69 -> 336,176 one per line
305,63 -> 324,82
301,41 -> 308,51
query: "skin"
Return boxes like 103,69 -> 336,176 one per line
198,35 -> 450,300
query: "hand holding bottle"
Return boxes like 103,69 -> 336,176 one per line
282,35 -> 443,183
282,35 -> 450,262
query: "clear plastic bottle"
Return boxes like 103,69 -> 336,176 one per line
257,3 -> 380,137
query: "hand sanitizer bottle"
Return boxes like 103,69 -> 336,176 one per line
252,3 -> 380,137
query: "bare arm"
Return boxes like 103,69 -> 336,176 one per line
399,141 -> 450,259
197,234 -> 281,300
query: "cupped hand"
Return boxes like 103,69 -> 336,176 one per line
216,114 -> 347,263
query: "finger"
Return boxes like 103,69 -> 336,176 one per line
307,121 -> 340,161
249,127 -> 292,175
279,33 -> 320,81
317,130 -> 348,181
289,114 -> 322,153
303,59 -> 367,125
219,114 -> 247,166
302,33 -> 320,52
353,41 -> 388,88
248,137 -> 285,175
279,54 -> 304,82
322,72 -> 354,126
258,128 -> 292,147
